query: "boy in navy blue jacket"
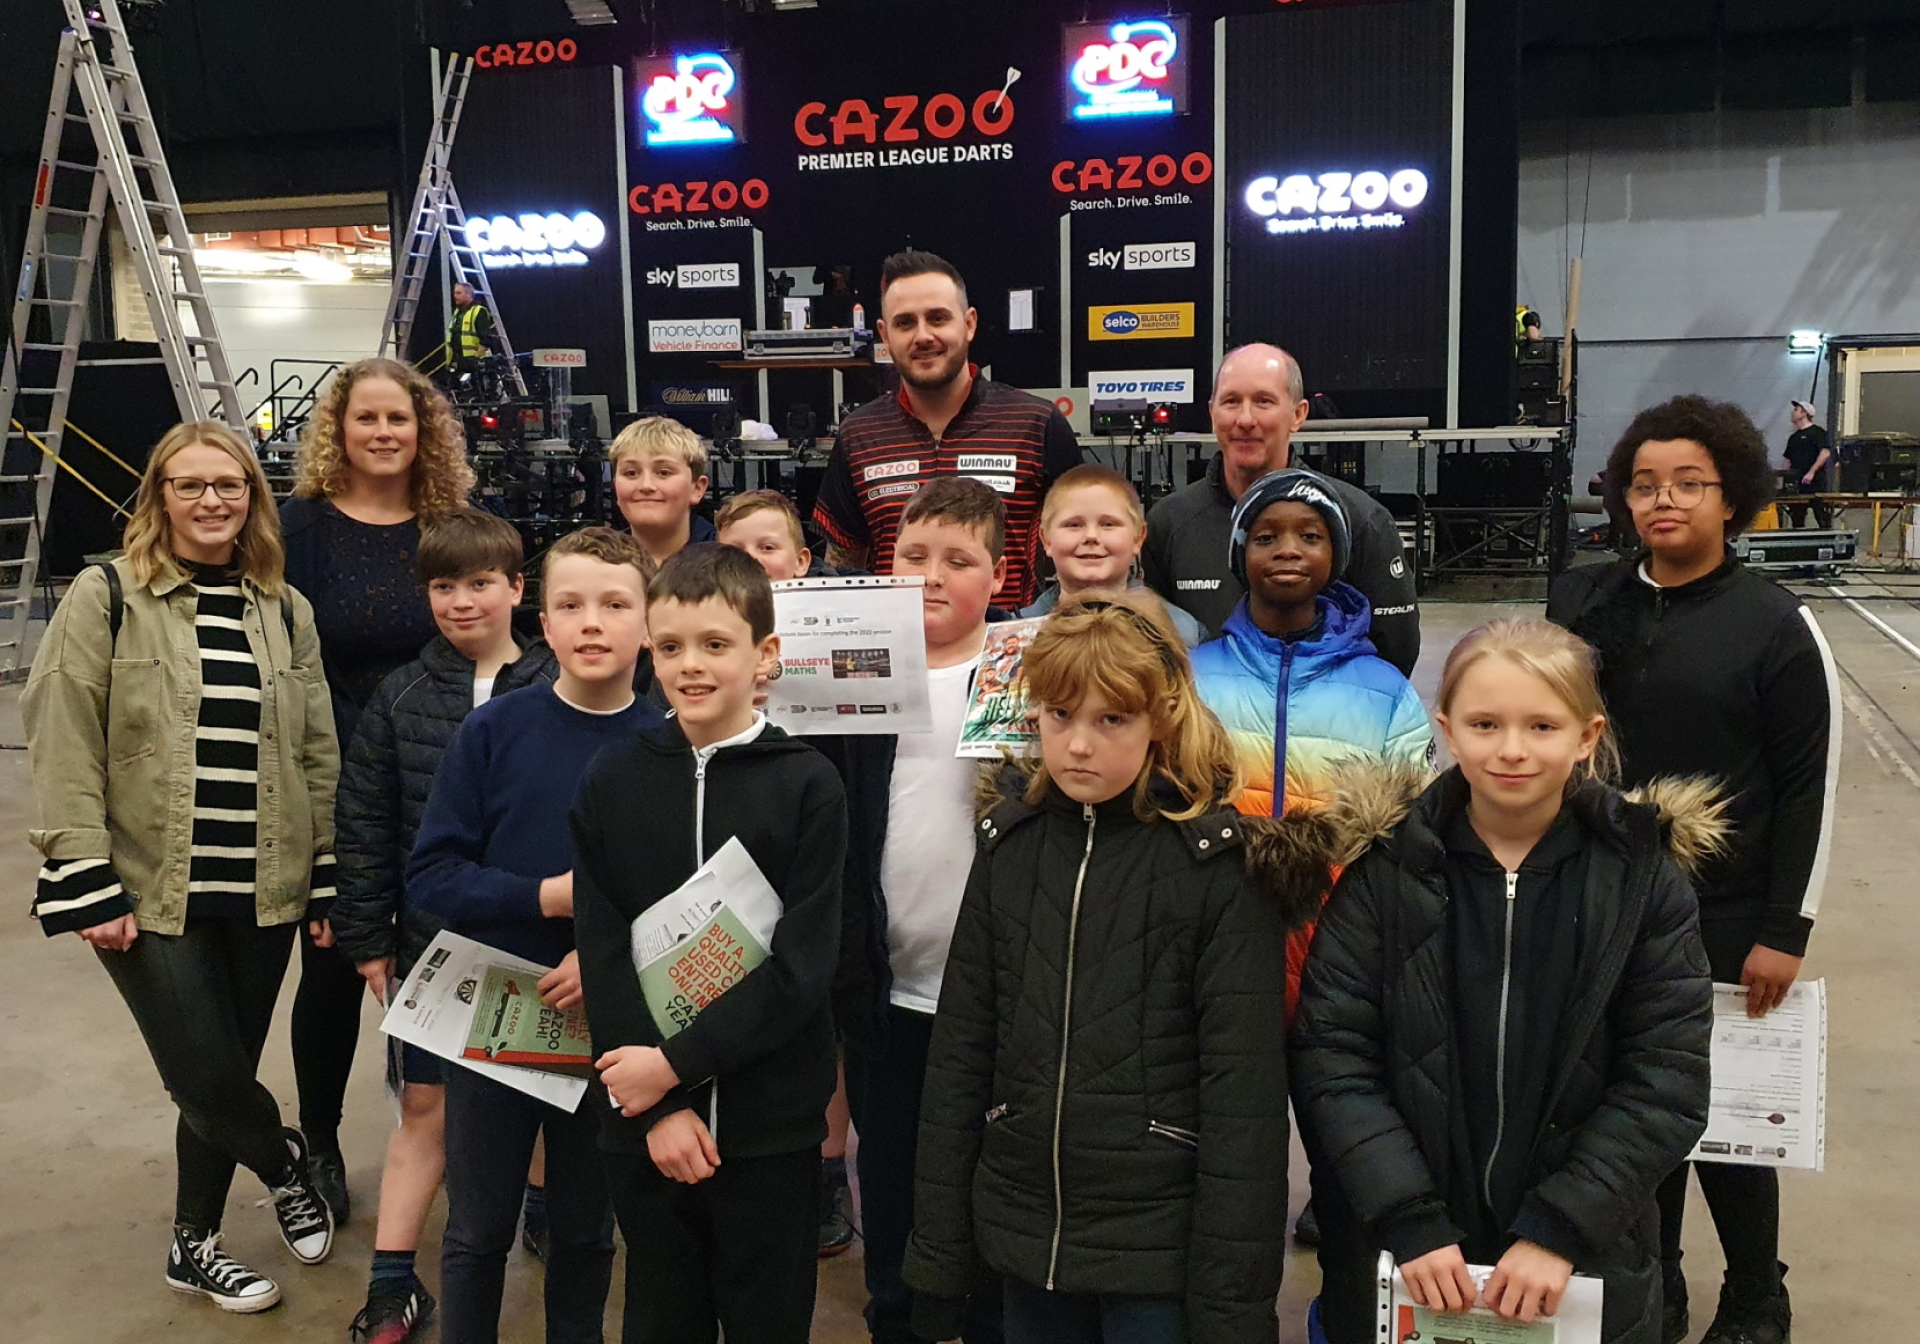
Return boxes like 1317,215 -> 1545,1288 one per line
407,526 -> 662,1344
572,544 -> 848,1344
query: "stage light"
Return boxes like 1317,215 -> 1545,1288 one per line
1788,330 -> 1824,355
1150,403 -> 1174,428
481,412 -> 499,429
562,0 -> 617,23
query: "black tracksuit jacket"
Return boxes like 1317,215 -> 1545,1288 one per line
570,718 -> 848,1159
1293,771 -> 1714,1344
1548,554 -> 1838,957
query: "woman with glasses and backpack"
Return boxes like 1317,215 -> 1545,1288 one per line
1548,396 -> 1841,1344
24,421 -> 341,1313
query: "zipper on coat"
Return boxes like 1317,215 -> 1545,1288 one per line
1046,802 -> 1097,1290
1270,643 -> 1295,818
1148,1120 -> 1200,1150
694,749 -> 718,1141
1483,868 -> 1519,1210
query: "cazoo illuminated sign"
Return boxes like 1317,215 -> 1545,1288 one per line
465,210 -> 608,268
1242,169 -> 1430,235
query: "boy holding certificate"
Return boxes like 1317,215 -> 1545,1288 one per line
571,543 -> 849,1344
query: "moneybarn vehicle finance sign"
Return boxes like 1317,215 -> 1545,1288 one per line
648,318 -> 743,354
1087,303 -> 1195,341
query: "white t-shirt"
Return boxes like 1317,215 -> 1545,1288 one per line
473,677 -> 497,707
881,656 -> 983,1015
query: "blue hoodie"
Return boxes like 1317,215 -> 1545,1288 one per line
1191,581 -> 1432,818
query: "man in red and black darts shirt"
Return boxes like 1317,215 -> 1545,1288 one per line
812,249 -> 1082,606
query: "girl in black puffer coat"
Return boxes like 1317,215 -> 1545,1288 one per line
906,593 -> 1311,1344
1293,618 -> 1719,1344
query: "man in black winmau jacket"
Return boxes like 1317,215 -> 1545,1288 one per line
1143,343 -> 1420,673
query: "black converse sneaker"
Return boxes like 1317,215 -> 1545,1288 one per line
166,1226 -> 282,1313
267,1127 -> 335,1264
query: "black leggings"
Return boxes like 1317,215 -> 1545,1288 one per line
97,908 -> 298,1230
291,922 -> 365,1153
1657,916 -> 1783,1297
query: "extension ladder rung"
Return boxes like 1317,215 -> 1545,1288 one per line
0,475 -> 41,485
171,291 -> 207,302
14,388 -> 62,396
30,297 -> 85,306
21,342 -> 69,351
45,206 -> 98,220
0,517 -> 37,528
52,158 -> 102,173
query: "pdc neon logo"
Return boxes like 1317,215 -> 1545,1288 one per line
1243,170 -> 1430,235
1069,19 -> 1184,119
641,52 -> 741,147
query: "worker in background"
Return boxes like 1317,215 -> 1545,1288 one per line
447,282 -> 499,370
1781,399 -> 1833,529
1516,303 -> 1544,344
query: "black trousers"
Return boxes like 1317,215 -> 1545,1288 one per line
1656,915 -> 1783,1297
291,922 -> 365,1153
845,1006 -> 1004,1344
442,1065 -> 615,1344
1002,1279 -> 1187,1344
1779,480 -> 1832,530
605,1144 -> 821,1344
97,907 -> 298,1230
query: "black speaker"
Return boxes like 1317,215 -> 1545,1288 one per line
1437,451 -> 1555,507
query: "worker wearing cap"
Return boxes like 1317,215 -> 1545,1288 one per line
1781,400 -> 1833,528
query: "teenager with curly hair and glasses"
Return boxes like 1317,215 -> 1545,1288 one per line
1548,395 -> 1840,1344
279,357 -> 476,1226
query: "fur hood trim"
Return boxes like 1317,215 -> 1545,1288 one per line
973,757 -> 1334,933
1298,761 -> 1732,880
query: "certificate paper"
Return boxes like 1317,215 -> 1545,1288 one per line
381,930 -> 589,1111
766,577 -> 932,735
956,617 -> 1045,759
1689,979 -> 1827,1171
1377,1252 -> 1603,1344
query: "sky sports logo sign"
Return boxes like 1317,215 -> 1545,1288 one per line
1089,369 -> 1195,403
646,262 -> 741,289
1088,303 -> 1195,341
648,317 -> 743,353
1085,241 -> 1196,271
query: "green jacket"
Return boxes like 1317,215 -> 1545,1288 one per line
24,558 -> 339,935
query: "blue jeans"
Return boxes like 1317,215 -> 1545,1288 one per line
1003,1278 -> 1187,1344
441,1065 -> 615,1344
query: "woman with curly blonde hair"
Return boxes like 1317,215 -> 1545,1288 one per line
279,357 -> 474,1218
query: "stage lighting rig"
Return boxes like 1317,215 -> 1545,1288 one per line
562,0 -> 618,24
1091,398 -> 1149,436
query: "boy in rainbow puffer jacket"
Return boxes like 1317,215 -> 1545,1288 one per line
1191,469 -> 1433,1020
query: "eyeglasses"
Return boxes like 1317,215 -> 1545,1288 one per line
165,477 -> 251,501
1626,479 -> 1721,510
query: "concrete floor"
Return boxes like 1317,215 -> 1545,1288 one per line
3,583 -> 1918,1342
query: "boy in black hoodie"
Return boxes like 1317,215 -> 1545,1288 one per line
572,543 -> 848,1344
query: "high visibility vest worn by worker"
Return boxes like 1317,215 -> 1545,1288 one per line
450,299 -> 496,360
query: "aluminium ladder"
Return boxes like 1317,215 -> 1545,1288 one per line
0,0 -> 245,674
379,55 -> 527,394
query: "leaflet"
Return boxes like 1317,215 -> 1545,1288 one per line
630,836 -> 783,1040
1688,979 -> 1827,1171
1377,1252 -> 1603,1344
955,617 -> 1046,759
380,930 -> 589,1111
764,576 -> 932,735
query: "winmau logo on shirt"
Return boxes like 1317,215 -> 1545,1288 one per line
1177,578 -> 1221,590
